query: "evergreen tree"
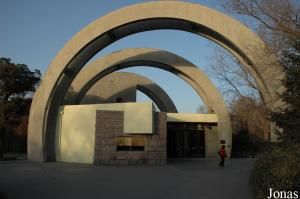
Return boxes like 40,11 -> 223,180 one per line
272,40 -> 300,143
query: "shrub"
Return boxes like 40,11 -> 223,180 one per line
231,128 -> 264,158
250,143 -> 300,199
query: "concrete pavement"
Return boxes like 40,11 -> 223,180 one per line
0,158 -> 254,199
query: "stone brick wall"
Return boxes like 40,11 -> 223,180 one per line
94,111 -> 167,165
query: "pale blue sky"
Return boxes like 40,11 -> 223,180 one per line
0,0 -> 249,113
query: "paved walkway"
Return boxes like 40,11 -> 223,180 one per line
0,158 -> 254,199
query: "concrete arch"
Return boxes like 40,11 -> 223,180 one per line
65,72 -> 178,113
28,1 -> 283,161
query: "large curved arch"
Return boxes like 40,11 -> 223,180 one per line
65,72 -> 178,113
28,1 -> 282,161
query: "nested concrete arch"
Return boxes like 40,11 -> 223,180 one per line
65,72 -> 178,113
28,1 -> 283,161
67,49 -> 220,114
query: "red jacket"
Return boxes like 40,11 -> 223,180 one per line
219,148 -> 227,158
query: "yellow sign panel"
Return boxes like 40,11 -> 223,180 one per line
116,136 -> 145,146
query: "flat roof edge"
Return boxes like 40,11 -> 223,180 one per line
166,113 -> 218,123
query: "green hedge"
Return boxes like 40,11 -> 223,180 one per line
250,143 -> 300,199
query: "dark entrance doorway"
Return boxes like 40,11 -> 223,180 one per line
167,122 -> 205,158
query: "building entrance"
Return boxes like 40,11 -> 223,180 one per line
167,122 -> 205,158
